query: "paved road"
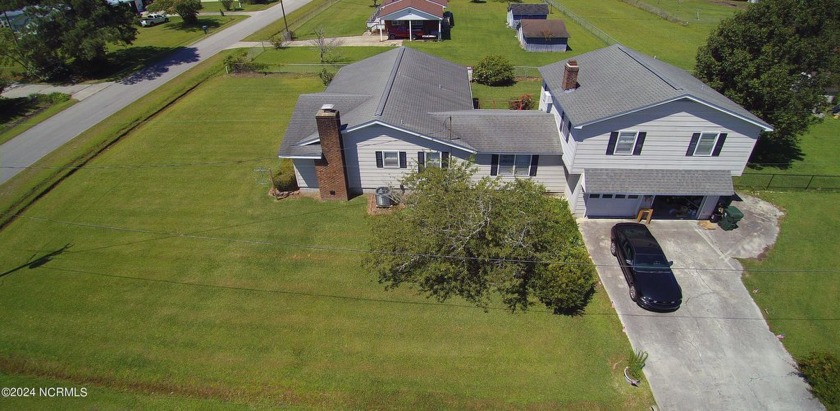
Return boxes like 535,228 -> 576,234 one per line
0,0 -> 310,185
579,196 -> 823,410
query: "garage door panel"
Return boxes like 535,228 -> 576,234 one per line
585,194 -> 641,218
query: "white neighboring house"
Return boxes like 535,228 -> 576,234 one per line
279,45 -> 772,220
278,47 -> 563,201
538,45 -> 772,218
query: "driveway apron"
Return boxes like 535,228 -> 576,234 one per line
579,195 -> 822,410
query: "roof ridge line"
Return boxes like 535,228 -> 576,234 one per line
375,47 -> 406,117
617,45 -> 682,91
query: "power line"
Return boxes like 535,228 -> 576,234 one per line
12,214 -> 840,274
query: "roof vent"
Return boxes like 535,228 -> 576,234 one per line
320,104 -> 336,112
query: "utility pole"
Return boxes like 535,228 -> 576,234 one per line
280,0 -> 290,40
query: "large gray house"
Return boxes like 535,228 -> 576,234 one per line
279,45 -> 772,219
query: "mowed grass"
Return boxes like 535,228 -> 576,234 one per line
741,192 -> 840,359
0,73 -> 652,408
203,0 -> 279,12
292,0 -> 375,39
404,1 -> 606,67
558,0 -> 736,69
0,97 -> 77,146
635,0 -> 745,25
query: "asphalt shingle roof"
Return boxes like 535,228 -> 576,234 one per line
380,0 -> 445,19
586,169 -> 735,195
279,48 -> 574,158
520,19 -> 569,39
508,3 -> 549,16
539,45 -> 773,130
430,110 -> 561,154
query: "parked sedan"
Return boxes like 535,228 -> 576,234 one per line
611,223 -> 682,311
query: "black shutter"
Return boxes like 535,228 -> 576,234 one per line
417,151 -> 425,172
633,132 -> 646,155
399,152 -> 407,168
711,133 -> 727,156
490,154 -> 499,176
528,155 -> 539,176
606,132 -> 618,155
686,133 -> 700,156
375,151 -> 383,168
442,152 -> 450,168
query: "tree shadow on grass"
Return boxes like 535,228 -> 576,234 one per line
163,18 -> 223,33
0,243 -> 72,279
117,47 -> 200,85
747,135 -> 804,170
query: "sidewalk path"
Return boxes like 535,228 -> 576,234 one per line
226,33 -> 403,49
0,0 -> 311,185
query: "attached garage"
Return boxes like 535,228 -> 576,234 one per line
582,168 -> 735,219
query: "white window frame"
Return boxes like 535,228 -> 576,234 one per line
497,154 -> 532,177
614,131 -> 638,156
424,151 -> 442,168
382,151 -> 400,168
693,132 -> 721,157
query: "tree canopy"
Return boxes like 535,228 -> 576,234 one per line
365,160 -> 596,314
0,0 -> 138,80
695,0 -> 840,166
148,0 -> 202,25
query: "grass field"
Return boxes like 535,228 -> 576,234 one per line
291,0 -> 375,40
244,0 -> 336,41
0,70 -> 654,408
556,0 -> 737,70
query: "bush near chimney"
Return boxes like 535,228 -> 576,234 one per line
273,159 -> 299,191
473,55 -> 515,86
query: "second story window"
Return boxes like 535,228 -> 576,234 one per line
687,132 -> 727,157
606,131 -> 646,156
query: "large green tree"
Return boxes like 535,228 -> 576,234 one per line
148,0 -> 202,25
365,160 -> 596,314
695,0 -> 840,166
6,0 -> 138,79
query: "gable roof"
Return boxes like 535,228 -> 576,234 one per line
279,48 -> 563,158
508,3 -> 549,16
520,19 -> 569,39
380,0 -> 445,19
539,45 -> 773,131
280,47 -> 476,157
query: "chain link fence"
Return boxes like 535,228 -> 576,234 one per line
543,0 -> 619,46
735,173 -> 840,192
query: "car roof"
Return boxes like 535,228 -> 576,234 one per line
614,223 -> 664,253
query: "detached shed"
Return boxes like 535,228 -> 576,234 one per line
507,3 -> 549,29
518,19 -> 569,52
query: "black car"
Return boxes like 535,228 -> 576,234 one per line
610,223 -> 682,311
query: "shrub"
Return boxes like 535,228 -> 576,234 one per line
509,94 -> 533,110
273,159 -> 299,191
319,68 -> 335,86
473,55 -> 515,86
799,352 -> 840,408
220,0 -> 233,10
626,350 -> 648,381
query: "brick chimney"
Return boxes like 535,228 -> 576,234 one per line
314,104 -> 350,201
561,60 -> 579,91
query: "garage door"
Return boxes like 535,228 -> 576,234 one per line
585,193 -> 642,218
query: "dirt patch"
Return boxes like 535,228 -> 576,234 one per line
366,194 -> 403,215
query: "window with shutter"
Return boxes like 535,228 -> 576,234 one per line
688,132 -> 725,156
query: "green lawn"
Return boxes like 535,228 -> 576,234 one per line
398,1 -> 606,67
244,0 -> 336,41
292,0 -> 375,40
556,0 -> 736,69
735,116 -> 840,364
741,192 -> 840,359
633,0 -> 744,25
0,71 -> 653,408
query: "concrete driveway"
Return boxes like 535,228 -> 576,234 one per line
579,195 -> 822,410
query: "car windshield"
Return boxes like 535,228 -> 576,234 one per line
635,253 -> 670,269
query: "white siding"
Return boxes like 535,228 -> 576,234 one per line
472,154 -> 566,193
567,100 -> 763,175
343,125 -> 473,191
292,159 -> 318,189
567,173 -> 586,217
541,86 -> 578,168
